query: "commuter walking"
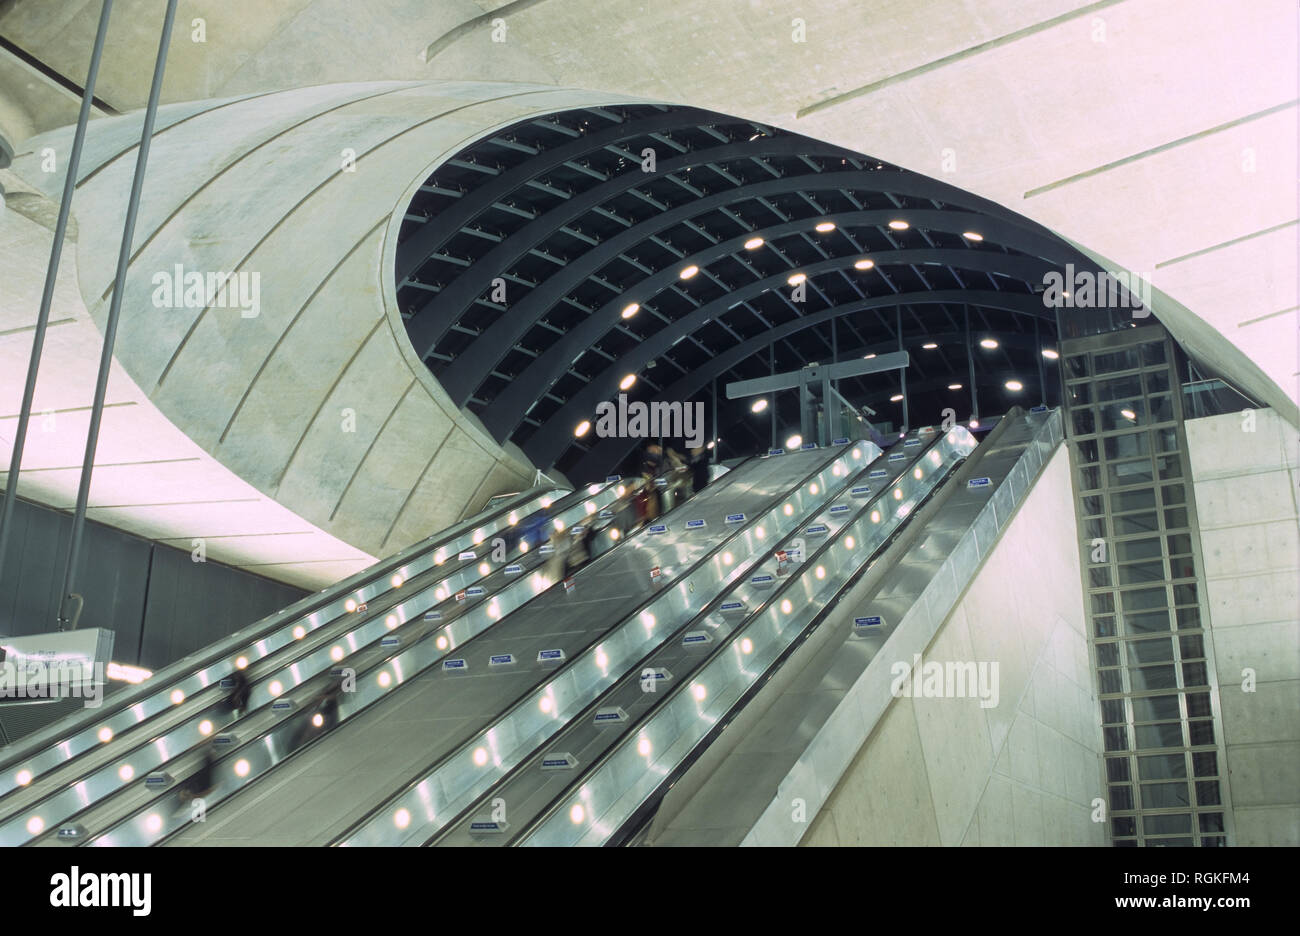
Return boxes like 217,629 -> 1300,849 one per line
226,669 -> 251,716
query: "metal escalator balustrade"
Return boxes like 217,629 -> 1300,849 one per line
427,428 -> 948,845
517,426 -> 978,846
4,483 -> 614,846
0,483 -> 568,803
84,459 -> 767,845
336,441 -> 881,846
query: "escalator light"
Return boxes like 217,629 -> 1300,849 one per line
345,599 -> 358,612
98,727 -> 113,743
815,566 -> 825,579
809,483 -> 818,494
585,501 -> 597,514
616,485 -> 626,496
609,529 -> 620,541
871,511 -> 881,523
170,689 -> 185,705
394,808 -> 411,830
235,656 -> 249,669
312,714 -> 324,728
293,625 -> 306,639
740,638 -> 753,654
145,814 -> 162,834
540,696 -> 553,713
331,646 -> 344,662
756,526 -> 765,539
199,721 -> 213,736
436,636 -> 449,650
479,562 -> 490,576
553,518 -> 565,532
378,672 -> 392,688
637,738 -> 652,757
391,574 -> 404,588
692,684 -> 707,701
435,587 -> 447,600
570,804 -> 585,824
508,513 -> 518,525
853,449 -> 861,459
519,541 -> 529,553
893,489 -> 903,500
15,770 -> 32,786
434,553 -> 446,566
386,615 -> 399,629
269,681 -> 283,697
234,759 -> 250,778
914,467 -> 923,479
541,497 -> 552,508
845,536 -> 855,550
780,599 -> 793,614
783,504 -> 793,516
473,530 -> 485,544
722,552 -> 733,565
118,765 -> 134,781
26,816 -> 43,835
473,747 -> 488,767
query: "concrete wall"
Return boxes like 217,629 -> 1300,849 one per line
1185,408 -> 1300,845
801,446 -> 1105,846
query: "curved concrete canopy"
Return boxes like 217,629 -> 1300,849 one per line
4,80 -> 646,583
0,0 -> 1292,427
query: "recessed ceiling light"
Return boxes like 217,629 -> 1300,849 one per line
787,272 -> 806,285
962,231 -> 984,241
948,383 -> 963,390
1005,380 -> 1024,392
1121,408 -> 1136,420
751,398 -> 768,413
815,221 -> 836,233
574,420 -> 591,437
853,258 -> 874,270
890,393 -> 904,402
786,434 -> 802,449
979,338 -> 998,349
621,302 -> 639,319
680,265 -> 699,279
922,342 -> 938,350
863,353 -> 877,360
619,374 -> 636,391
888,220 -> 909,230
744,237 -> 764,249
1042,348 -> 1060,360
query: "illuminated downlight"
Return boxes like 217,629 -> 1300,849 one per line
854,258 -> 874,270
609,528 -> 620,541
473,529 -> 485,544
15,770 -> 32,786
815,566 -> 826,580
852,449 -> 861,459
619,373 -> 637,391
740,638 -> 754,654
1006,380 -> 1024,391
386,615 -> 399,630
722,552 -> 734,565
621,302 -> 639,319
744,237 -> 764,249
574,420 -> 591,438
118,764 -> 134,781
637,737 -> 653,757
787,272 -> 806,285
809,483 -> 819,494
330,646 -> 344,662
435,587 -> 447,600
473,747 -> 489,767
570,803 -> 586,824
756,526 -> 765,538
394,808 -> 411,829
845,536 -> 856,550
888,219 -> 909,230
268,680 -> 284,697
1042,348 -> 1060,360
234,759 -> 250,778
312,713 -> 324,728
540,696 -> 554,713
170,689 -> 184,705
963,231 -> 984,241
434,552 -> 446,565
979,337 -> 998,349
871,510 -> 881,523
344,599 -> 357,613
391,574 -> 404,588
145,814 -> 162,834
751,398 -> 768,413
436,635 -> 449,651
479,562 -> 491,576
921,342 -> 938,350
198,720 -> 213,736
890,394 -> 904,402
616,484 -> 626,496
815,221 -> 836,232
948,383 -> 963,391
914,467 -> 923,479
540,497 -> 552,508
508,513 -> 518,525
786,434 -> 802,449
783,504 -> 793,516
26,816 -> 43,835
692,684 -> 707,701
781,599 -> 793,614
554,518 -> 566,532
519,541 -> 529,554
894,488 -> 903,500
679,265 -> 699,279
585,501 -> 597,515
97,727 -> 113,744
378,671 -> 393,688
293,625 -> 306,640
235,656 -> 249,669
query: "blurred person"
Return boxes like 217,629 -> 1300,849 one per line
690,445 -> 710,495
225,669 -> 251,716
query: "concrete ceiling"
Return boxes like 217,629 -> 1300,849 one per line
0,0 -> 1293,587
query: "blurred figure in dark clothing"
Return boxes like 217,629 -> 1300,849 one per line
226,669 -> 251,716
689,446 -> 710,495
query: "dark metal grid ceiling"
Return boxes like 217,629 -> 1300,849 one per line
395,104 -> 1142,480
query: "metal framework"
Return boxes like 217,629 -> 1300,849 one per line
394,105 -> 1144,478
